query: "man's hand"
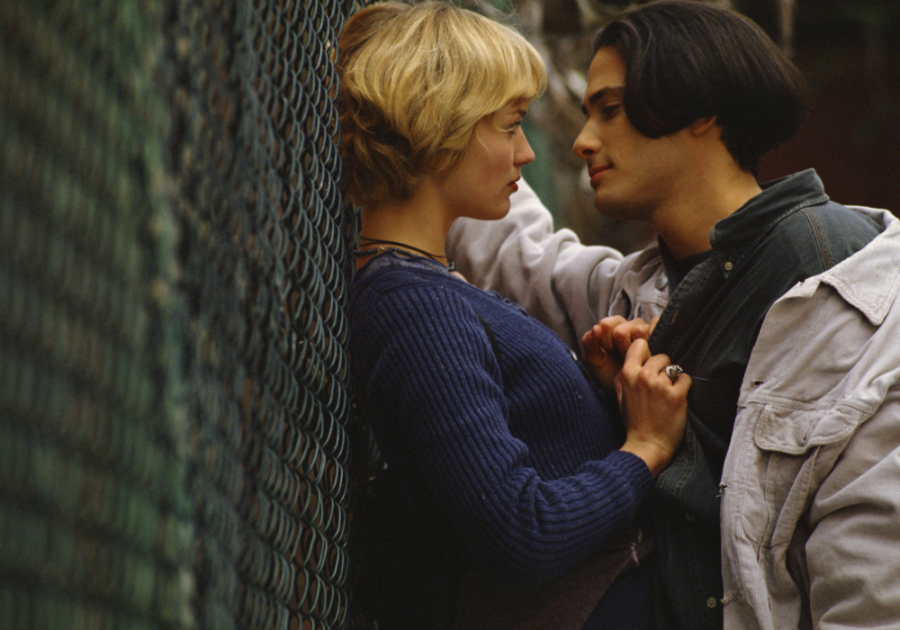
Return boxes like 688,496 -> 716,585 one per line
581,316 -> 657,389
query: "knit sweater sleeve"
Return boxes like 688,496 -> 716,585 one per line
352,277 -> 654,588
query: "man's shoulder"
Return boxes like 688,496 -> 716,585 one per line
794,198 -> 884,228
759,199 -> 884,269
764,208 -> 900,328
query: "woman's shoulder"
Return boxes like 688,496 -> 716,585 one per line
353,252 -> 446,290
350,253 -> 485,326
347,254 -> 504,380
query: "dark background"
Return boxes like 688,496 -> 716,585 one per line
759,0 -> 900,213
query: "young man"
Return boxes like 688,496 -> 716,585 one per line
446,2 -> 900,629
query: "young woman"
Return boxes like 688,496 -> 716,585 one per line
338,3 -> 689,629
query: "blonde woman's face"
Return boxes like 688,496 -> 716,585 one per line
439,102 -> 535,223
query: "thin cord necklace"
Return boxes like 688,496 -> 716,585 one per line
355,236 -> 456,272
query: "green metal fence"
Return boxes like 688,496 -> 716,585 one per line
0,0 -> 361,628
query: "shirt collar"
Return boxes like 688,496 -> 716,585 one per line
657,237 -> 711,293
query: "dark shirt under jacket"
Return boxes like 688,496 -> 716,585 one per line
647,169 -> 883,630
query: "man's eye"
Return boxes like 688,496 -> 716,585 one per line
602,104 -> 621,119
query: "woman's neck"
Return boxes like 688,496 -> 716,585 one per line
357,183 -> 452,269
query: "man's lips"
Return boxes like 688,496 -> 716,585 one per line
588,165 -> 611,186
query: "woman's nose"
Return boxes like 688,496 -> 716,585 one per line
515,129 -> 536,166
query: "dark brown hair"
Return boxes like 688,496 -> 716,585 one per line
594,0 -> 809,175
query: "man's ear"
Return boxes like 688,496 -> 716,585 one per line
689,116 -> 719,136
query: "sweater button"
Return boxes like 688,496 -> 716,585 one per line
707,597 -> 718,608
724,261 -> 733,271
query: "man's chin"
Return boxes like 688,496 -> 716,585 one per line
593,196 -> 625,220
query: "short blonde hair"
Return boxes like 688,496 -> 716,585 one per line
337,1 -> 546,206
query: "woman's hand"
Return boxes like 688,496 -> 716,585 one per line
614,339 -> 689,477
581,316 -> 657,389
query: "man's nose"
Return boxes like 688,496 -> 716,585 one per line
573,122 -> 598,159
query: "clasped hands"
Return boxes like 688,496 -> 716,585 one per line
582,317 -> 690,476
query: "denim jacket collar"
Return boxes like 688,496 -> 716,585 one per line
708,169 -> 829,275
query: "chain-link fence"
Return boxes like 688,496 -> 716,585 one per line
1,0 -> 362,628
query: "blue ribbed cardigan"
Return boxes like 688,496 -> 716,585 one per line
349,253 -> 656,629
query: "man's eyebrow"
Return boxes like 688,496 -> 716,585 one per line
581,86 -> 625,115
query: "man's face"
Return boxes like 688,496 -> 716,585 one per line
573,46 -> 692,224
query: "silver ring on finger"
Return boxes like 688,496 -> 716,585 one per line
665,364 -> 684,383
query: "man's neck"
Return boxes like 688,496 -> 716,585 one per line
654,167 -> 762,261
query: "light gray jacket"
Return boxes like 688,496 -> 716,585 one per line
446,180 -> 900,629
